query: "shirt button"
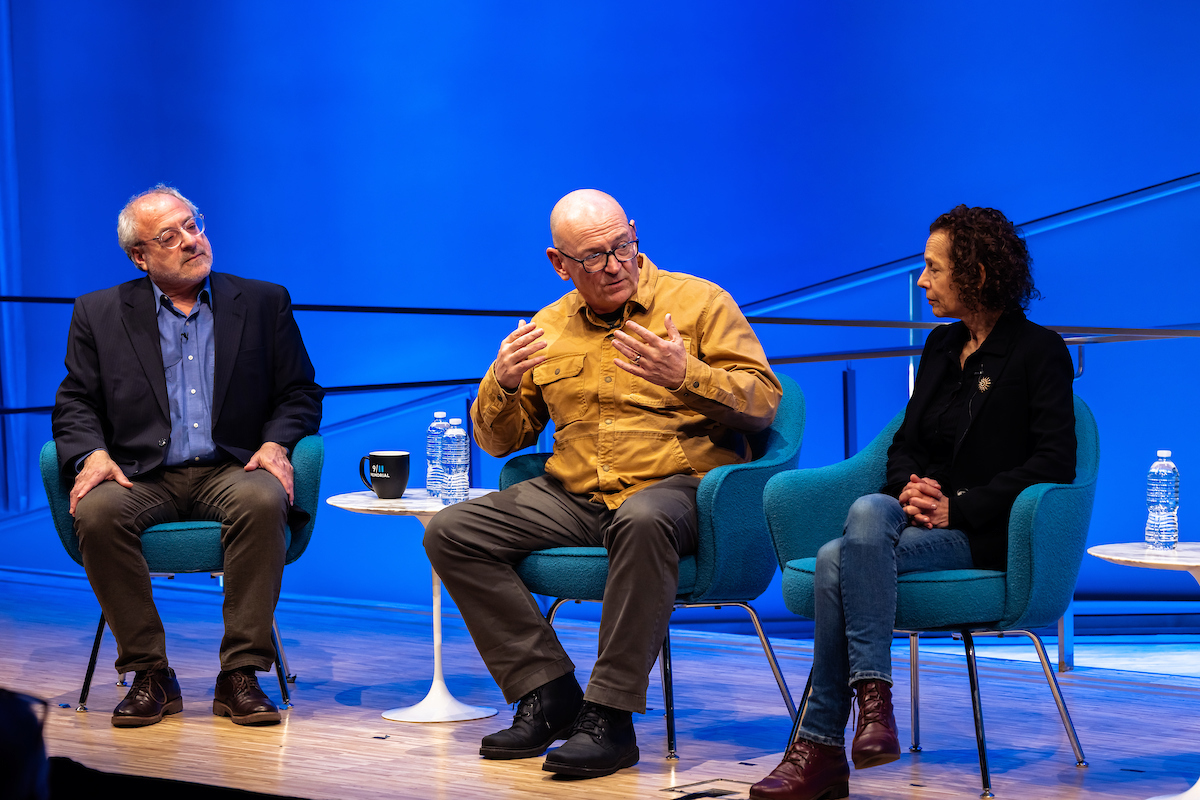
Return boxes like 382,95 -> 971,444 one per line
554,368 -> 561,375
605,376 -> 612,383
602,465 -> 609,472
190,389 -> 196,394
193,423 -> 199,428
194,456 -> 200,461
605,419 -> 613,425
692,381 -> 700,388
188,355 -> 194,361
158,439 -> 167,447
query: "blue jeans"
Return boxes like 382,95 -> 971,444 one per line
797,493 -> 974,747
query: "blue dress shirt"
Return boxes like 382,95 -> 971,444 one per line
152,278 -> 218,465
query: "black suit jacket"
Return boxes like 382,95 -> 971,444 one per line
883,310 -> 1076,570
52,272 -> 323,480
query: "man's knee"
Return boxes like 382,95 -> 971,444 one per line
422,501 -> 471,567
73,482 -> 141,542
228,470 -> 289,524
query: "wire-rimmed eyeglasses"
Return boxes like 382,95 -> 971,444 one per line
146,214 -> 205,249
555,239 -> 639,273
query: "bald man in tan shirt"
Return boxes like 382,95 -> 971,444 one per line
425,189 -> 780,778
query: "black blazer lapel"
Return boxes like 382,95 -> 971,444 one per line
211,272 -> 246,426
951,311 -> 1023,460
119,278 -> 170,421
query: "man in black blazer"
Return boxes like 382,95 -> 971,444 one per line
52,184 -> 323,728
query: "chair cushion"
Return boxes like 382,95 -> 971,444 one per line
140,521 -> 293,575
781,557 -> 1006,631
516,547 -> 697,601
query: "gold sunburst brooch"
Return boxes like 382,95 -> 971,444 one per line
978,376 -> 992,393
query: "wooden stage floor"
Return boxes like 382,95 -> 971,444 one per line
3,568 -> 1199,799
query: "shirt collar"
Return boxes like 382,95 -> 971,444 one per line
151,275 -> 212,317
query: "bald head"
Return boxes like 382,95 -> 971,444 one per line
549,189 -> 628,248
545,189 -> 641,315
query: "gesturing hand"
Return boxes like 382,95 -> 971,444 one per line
69,450 -> 133,515
612,313 -> 687,389
494,319 -> 548,391
245,441 -> 295,504
898,474 -> 950,529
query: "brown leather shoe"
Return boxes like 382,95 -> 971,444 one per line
851,679 -> 900,769
112,667 -> 183,728
750,737 -> 849,800
213,668 -> 281,725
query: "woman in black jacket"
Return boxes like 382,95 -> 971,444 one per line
752,206 -> 1076,800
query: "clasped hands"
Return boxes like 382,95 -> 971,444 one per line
899,474 -> 950,529
493,314 -> 688,391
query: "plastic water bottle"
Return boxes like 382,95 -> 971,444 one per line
441,418 -> 470,505
1145,450 -> 1180,550
426,411 -> 450,497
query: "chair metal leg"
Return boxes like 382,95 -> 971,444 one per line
909,632 -> 922,752
270,619 -> 292,708
545,597 -> 569,625
660,627 -> 678,760
1012,630 -> 1087,766
272,615 -> 295,683
789,670 -> 813,744
961,630 -> 994,799
78,613 -> 107,712
728,601 -> 796,720
1057,610 -> 1075,673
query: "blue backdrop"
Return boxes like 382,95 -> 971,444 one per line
2,0 -> 1199,624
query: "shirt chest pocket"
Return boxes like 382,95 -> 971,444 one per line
533,354 -> 589,426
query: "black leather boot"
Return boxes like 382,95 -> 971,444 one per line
542,702 -> 639,778
479,672 -> 583,759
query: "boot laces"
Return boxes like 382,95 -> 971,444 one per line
782,737 -> 825,767
854,681 -> 892,730
570,703 -> 608,741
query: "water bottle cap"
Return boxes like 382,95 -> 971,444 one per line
1158,450 -> 1172,458
449,418 -> 463,425
434,411 -> 447,418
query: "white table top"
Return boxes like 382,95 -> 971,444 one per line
326,488 -> 495,520
1088,542 -> 1200,571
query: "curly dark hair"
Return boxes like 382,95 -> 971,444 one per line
929,205 -> 1040,313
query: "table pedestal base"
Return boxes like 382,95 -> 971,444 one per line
1148,778 -> 1200,800
382,676 -> 496,723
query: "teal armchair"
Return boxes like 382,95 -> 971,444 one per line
500,374 -> 805,758
39,435 -> 325,710
764,396 -> 1099,797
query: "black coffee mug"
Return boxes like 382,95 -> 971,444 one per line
359,451 -> 410,499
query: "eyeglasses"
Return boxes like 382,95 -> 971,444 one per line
146,214 -> 205,249
556,239 -> 639,273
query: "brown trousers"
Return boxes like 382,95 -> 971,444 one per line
72,462 -> 288,674
423,473 -> 700,713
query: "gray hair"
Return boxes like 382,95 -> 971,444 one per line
117,183 -> 199,266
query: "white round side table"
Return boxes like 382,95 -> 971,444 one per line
327,488 -> 497,723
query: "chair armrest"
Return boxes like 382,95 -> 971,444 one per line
1000,477 -> 1098,630
500,453 -> 553,491
285,434 -> 324,564
39,441 -> 84,566
765,456 -> 886,567
687,439 -> 802,602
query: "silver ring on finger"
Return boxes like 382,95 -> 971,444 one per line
632,354 -> 641,365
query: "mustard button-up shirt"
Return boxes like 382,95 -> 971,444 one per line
472,255 -> 782,509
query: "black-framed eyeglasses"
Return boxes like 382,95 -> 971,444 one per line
146,214 -> 205,249
556,239 -> 639,273
0,688 -> 49,731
